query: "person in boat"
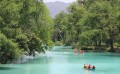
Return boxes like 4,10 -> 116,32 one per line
84,64 -> 86,68
90,65 -> 93,69
88,64 -> 91,69
93,65 -> 95,69
80,50 -> 84,54
74,48 -> 78,53
84,64 -> 89,68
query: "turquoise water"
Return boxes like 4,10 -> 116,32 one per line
0,46 -> 120,74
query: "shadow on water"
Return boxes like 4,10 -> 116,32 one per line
0,66 -> 15,70
99,53 -> 120,57
83,68 -> 95,74
84,68 -> 95,71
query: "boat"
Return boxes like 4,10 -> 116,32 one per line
84,64 -> 95,70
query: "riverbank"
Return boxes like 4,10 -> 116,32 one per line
114,48 -> 120,53
10,51 -> 45,64
81,46 -> 120,53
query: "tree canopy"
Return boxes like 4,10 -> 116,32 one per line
53,0 -> 120,52
0,0 -> 54,63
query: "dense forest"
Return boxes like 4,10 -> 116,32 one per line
0,0 -> 54,63
53,0 -> 120,52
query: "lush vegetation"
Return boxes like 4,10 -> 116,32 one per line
0,0 -> 54,63
53,0 -> 120,52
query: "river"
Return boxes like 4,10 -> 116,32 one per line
0,46 -> 120,74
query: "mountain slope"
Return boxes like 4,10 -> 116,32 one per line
45,1 -> 70,18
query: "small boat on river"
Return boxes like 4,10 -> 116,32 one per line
84,64 -> 95,70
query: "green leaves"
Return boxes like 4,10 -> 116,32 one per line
54,0 -> 120,51
16,34 -> 29,51
0,0 -> 53,63
0,0 -> 20,26
0,33 -> 23,63
80,30 -> 99,39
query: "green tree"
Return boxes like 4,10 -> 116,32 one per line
0,33 -> 23,64
54,0 -> 120,52
54,11 -> 69,43
0,0 -> 54,63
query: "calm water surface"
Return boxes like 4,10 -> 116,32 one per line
0,46 -> 120,74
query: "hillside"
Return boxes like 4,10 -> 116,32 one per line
45,1 -> 70,18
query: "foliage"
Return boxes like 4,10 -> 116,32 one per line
0,33 -> 23,64
27,33 -> 44,54
16,34 -> 29,51
0,0 -> 54,63
54,0 -> 120,52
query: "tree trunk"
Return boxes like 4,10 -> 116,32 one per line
109,37 -> 114,52
109,31 -> 114,52
94,39 -> 98,47
98,39 -> 102,49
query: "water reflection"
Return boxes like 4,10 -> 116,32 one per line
0,66 -> 15,70
84,69 -> 95,74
